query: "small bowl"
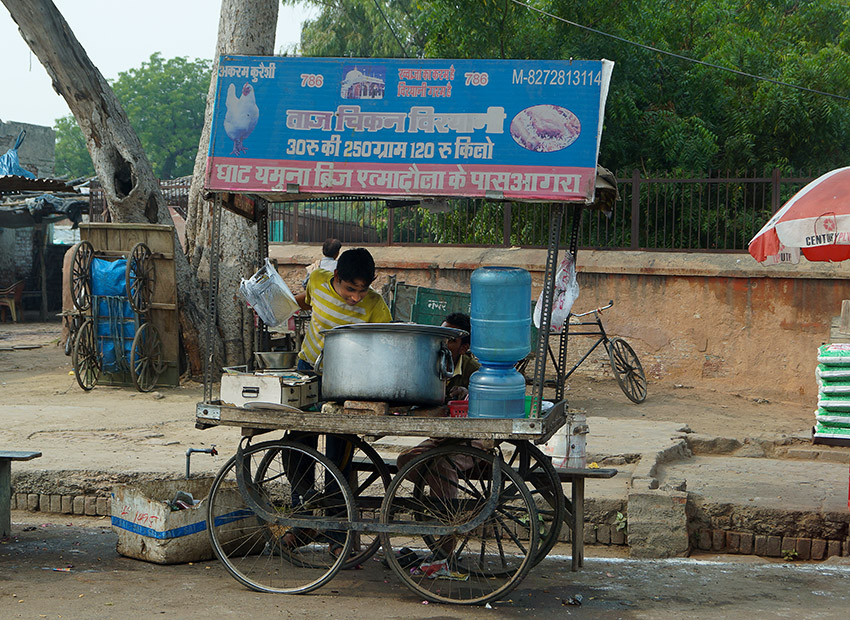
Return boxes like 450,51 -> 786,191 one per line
254,351 -> 298,369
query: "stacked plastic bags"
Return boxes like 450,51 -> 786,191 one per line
814,344 -> 850,441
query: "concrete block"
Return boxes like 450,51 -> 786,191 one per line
96,497 -> 109,516
727,532 -> 740,553
16,493 -> 27,510
9,493 -> 15,510
796,538 -> 811,561
39,494 -> 50,513
755,535 -> 768,556
780,537 -> 796,558
828,540 -> 842,558
627,490 -> 690,559
596,524 -> 611,544
811,539 -> 826,561
739,533 -> 754,555
611,527 -> 625,545
697,529 -> 712,551
61,495 -> 73,514
584,525 -> 596,545
766,535 -> 782,557
27,493 -> 39,511
712,529 -> 726,551
72,496 -> 85,515
49,495 -> 62,513
84,496 -> 97,516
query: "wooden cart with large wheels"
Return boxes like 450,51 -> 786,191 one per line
195,398 -> 594,605
69,237 -> 166,392
65,224 -> 179,391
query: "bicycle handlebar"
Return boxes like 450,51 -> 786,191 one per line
571,299 -> 614,318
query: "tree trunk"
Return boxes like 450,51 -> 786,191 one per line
2,0 -> 207,373
186,0 -> 278,368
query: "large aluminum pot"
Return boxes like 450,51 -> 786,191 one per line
319,323 -> 464,405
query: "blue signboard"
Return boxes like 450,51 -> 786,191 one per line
206,56 -> 613,202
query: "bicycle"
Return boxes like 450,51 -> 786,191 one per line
518,300 -> 647,403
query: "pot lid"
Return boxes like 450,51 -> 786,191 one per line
322,322 -> 466,339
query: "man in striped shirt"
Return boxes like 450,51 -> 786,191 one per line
294,247 -> 392,372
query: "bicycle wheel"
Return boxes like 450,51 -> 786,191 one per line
259,433 -> 391,569
70,240 -> 93,312
72,318 -> 100,391
130,322 -> 163,392
502,440 -> 565,565
207,439 -> 354,594
607,336 -> 647,403
126,242 -> 154,314
379,445 -> 538,605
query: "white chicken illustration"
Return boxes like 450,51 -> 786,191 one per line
224,83 -> 259,156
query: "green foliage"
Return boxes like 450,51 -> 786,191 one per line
290,0 -> 427,58
53,53 -> 211,180
293,0 -> 850,177
54,116 -> 94,179
614,511 -> 627,532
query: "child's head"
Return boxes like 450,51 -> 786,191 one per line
442,312 -> 471,362
322,238 -> 342,259
333,248 -> 376,305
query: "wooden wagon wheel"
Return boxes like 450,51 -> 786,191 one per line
130,322 -> 164,392
72,318 -> 100,391
126,242 -> 154,314
70,240 -> 94,312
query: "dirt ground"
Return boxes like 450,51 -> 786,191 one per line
0,320 -> 840,619
0,319 -> 814,445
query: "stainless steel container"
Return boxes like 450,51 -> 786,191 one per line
319,323 -> 464,405
254,351 -> 298,369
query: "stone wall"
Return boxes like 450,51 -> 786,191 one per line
270,244 -> 850,405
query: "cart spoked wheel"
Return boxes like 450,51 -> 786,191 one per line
607,337 -> 647,403
207,439 -> 355,595
126,242 -> 154,314
72,318 -> 100,391
276,433 -> 391,569
70,240 -> 94,312
130,323 -> 164,392
379,445 -> 538,605
502,440 -> 565,566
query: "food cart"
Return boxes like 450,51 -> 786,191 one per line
195,55 -> 615,604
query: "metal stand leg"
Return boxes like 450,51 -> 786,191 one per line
571,477 -> 585,571
530,204 -> 564,417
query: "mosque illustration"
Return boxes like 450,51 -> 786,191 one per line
340,66 -> 386,100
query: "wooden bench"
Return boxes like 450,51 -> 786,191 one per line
1,451 -> 42,538
351,454 -> 616,571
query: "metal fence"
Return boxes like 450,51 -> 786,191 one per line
267,169 -> 818,252
88,170 -> 818,251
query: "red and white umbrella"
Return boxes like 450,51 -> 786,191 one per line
749,166 -> 850,264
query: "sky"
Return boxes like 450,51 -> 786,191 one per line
0,0 -> 316,128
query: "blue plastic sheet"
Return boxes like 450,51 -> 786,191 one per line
0,130 -> 36,178
91,258 -> 136,372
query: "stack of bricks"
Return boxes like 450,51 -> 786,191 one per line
10,493 -> 111,517
695,528 -> 847,559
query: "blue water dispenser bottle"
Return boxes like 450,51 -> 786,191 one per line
468,266 -> 531,418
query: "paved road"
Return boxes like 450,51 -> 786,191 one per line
3,515 -> 850,619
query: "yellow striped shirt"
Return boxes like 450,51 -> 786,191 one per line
298,269 -> 392,366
